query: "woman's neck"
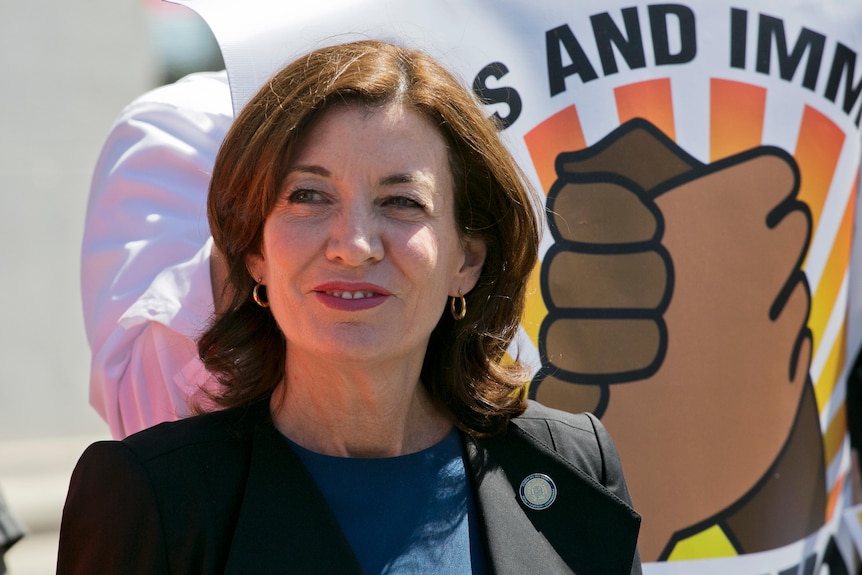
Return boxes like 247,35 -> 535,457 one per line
269,354 -> 454,458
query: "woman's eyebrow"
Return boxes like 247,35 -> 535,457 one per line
284,166 -> 435,189
380,172 -> 433,187
285,164 -> 331,178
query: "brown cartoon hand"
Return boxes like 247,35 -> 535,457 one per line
532,121 -> 812,561
536,175 -> 671,413
533,121 -> 696,414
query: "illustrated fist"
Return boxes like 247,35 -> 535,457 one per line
532,120 -> 814,560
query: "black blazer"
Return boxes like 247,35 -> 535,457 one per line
57,400 -> 641,575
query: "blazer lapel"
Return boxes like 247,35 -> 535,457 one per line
224,418 -> 364,575
465,427 -> 640,575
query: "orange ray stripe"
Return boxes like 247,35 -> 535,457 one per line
823,402 -> 847,473
794,106 -> 845,230
813,322 -> 847,414
809,175 -> 857,357
709,79 -> 766,162
615,78 -> 675,141
826,470 -> 846,523
523,106 -> 586,195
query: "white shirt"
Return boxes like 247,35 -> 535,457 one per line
82,71 -> 233,439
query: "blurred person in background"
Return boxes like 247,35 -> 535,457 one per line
0,490 -> 25,575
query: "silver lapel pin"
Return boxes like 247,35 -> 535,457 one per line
519,473 -> 557,510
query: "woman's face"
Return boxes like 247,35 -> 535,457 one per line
248,103 -> 486,369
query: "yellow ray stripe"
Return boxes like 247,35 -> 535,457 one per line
814,322 -> 847,416
809,177 -> 856,358
522,263 -> 546,348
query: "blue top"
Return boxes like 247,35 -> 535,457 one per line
286,429 -> 488,575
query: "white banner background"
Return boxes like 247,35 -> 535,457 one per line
173,1 -> 862,571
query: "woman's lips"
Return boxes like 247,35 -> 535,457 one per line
313,283 -> 391,311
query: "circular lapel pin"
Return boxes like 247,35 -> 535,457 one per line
519,473 -> 557,510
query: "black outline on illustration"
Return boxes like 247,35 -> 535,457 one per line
529,117 -> 822,557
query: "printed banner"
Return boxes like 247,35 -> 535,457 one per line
174,0 -> 862,571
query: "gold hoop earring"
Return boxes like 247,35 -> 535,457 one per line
252,281 -> 270,308
450,292 -> 466,320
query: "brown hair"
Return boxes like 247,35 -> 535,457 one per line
199,40 -> 540,436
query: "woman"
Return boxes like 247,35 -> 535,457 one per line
58,40 -> 641,574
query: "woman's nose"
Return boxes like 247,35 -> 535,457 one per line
325,204 -> 384,265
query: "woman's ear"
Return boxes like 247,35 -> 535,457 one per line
245,250 -> 266,284
451,237 -> 487,296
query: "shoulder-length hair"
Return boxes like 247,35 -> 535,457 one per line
199,39 -> 540,436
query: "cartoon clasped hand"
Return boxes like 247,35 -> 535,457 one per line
531,120 -> 825,561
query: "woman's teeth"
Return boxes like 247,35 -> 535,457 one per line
328,291 -> 374,299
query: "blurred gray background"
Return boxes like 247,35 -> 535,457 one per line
0,2 -> 222,572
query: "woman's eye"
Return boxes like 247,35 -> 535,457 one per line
382,195 -> 425,209
288,189 -> 326,203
